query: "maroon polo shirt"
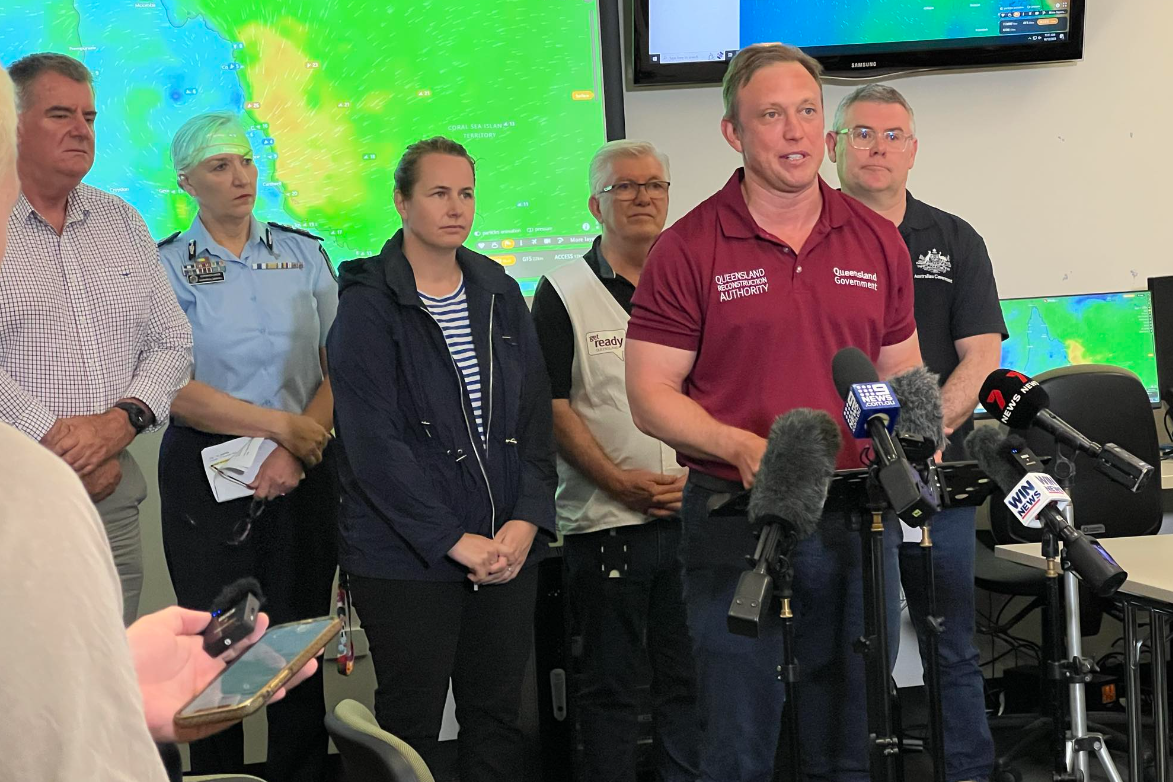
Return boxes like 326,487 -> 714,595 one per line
627,169 -> 916,480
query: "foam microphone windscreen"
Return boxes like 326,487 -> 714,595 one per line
831,346 -> 879,401
964,427 -> 1024,493
887,365 -> 947,451
978,368 -> 1050,429
748,407 -> 842,542
209,577 -> 266,615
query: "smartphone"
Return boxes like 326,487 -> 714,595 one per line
174,616 -> 342,727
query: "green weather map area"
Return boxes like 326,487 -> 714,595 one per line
999,293 -> 1161,403
1,1 -> 608,292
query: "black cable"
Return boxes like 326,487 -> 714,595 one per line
981,645 -> 1035,669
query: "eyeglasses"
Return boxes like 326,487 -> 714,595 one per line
228,497 -> 266,546
196,463 -> 268,546
837,126 -> 914,151
597,180 -> 670,201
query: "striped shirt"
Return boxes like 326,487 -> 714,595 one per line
419,279 -> 484,441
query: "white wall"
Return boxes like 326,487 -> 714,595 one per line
623,0 -> 1173,299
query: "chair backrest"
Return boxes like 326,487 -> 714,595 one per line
324,699 -> 436,782
988,364 -> 1162,544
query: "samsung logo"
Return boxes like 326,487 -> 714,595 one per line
851,61 -> 878,69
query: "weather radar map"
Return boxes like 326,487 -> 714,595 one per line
1,1 -> 609,291
992,291 -> 1161,409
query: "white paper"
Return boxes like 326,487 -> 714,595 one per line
201,437 -> 279,503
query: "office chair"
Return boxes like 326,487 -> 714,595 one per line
324,699 -> 435,782
973,365 -> 1163,781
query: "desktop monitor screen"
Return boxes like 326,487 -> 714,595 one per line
0,2 -> 612,296
978,290 -> 1161,414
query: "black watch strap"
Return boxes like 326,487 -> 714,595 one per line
115,401 -> 151,435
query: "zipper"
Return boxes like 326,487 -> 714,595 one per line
484,294 -> 495,453
420,302 -> 498,537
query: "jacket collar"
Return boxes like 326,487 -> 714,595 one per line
379,229 -> 513,304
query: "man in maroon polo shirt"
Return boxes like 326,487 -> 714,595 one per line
626,44 -> 923,782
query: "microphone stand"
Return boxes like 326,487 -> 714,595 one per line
917,515 -> 948,782
728,521 -> 803,782
775,551 -> 801,782
1045,447 -> 1125,782
853,476 -> 904,782
903,444 -> 948,782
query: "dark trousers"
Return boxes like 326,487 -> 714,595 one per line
563,521 -> 700,782
680,478 -> 903,782
159,425 -> 338,782
898,507 -> 995,782
349,566 -> 539,782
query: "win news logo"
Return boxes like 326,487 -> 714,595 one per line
1004,472 -> 1068,527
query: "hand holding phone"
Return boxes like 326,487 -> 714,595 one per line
127,607 -> 325,743
172,616 -> 340,733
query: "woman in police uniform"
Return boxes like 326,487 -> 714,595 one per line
156,111 -> 337,782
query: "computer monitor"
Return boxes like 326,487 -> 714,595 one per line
977,290 -> 1161,415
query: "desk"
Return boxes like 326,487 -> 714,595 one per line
998,535 -> 1173,782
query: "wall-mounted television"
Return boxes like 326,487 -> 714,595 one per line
632,0 -> 1085,86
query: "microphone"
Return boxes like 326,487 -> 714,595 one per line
887,365 -> 947,457
832,347 -> 901,439
965,428 -> 1127,597
979,368 -> 1153,493
728,408 -> 841,637
203,577 -> 266,657
831,347 -> 938,526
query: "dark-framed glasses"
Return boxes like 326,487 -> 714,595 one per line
228,496 -> 266,546
197,463 -> 268,545
598,180 -> 670,201
838,126 -> 914,151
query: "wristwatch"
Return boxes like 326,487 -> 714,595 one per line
114,401 -> 152,435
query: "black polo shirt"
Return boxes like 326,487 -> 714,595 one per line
531,237 -> 636,399
899,192 -> 1007,460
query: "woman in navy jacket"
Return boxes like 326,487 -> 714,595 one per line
327,136 -> 556,781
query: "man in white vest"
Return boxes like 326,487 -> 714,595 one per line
531,139 -> 699,782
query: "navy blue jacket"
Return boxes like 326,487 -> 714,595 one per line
327,230 -> 557,581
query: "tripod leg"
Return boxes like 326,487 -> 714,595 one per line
1154,611 -> 1170,782
1093,735 -> 1127,782
780,610 -> 801,782
1043,542 -> 1070,780
1125,603 -> 1145,782
1064,569 -> 1091,782
919,526 -> 947,782
858,511 -> 899,782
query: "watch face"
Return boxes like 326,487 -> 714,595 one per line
120,403 -> 147,430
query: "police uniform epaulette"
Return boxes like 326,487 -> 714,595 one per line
156,231 -> 181,248
267,222 -> 324,242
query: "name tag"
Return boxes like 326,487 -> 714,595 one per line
184,258 -> 227,285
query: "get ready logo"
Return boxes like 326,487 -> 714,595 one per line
586,330 -> 625,359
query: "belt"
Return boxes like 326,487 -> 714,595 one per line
688,471 -> 743,494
